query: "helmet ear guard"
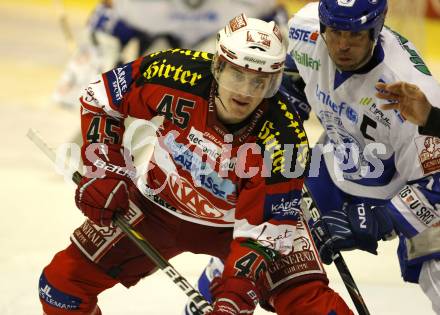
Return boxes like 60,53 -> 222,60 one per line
318,0 -> 388,41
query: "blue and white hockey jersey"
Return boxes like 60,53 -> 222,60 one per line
287,3 -> 440,253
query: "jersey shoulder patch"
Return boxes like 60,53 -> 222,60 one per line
102,61 -> 136,109
383,27 -> 432,77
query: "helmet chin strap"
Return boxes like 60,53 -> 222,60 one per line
216,96 -> 228,111
349,41 -> 376,71
355,39 -> 377,70
214,83 -> 229,113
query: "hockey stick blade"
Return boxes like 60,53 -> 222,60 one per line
27,128 -> 212,314
301,184 -> 370,315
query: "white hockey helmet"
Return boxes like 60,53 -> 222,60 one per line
213,14 -> 286,98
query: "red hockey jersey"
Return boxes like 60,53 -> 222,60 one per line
75,49 -> 318,279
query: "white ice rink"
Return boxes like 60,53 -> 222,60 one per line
0,2 -> 438,314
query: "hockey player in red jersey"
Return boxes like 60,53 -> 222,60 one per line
39,14 -> 352,315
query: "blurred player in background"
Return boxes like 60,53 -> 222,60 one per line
52,0 -> 288,108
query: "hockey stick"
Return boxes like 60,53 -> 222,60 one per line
53,0 -> 75,51
301,184 -> 370,315
27,128 -> 212,314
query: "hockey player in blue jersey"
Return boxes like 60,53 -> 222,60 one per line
286,0 -> 440,313
187,0 -> 440,313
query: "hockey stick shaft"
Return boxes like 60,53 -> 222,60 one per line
53,0 -> 75,50
27,128 -> 212,314
301,184 -> 370,315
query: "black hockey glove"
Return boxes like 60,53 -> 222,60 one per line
310,203 -> 396,264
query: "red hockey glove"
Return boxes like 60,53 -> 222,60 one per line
208,276 -> 260,315
76,177 -> 129,226
75,144 -> 135,226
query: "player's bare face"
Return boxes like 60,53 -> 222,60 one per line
324,28 -> 374,71
216,63 -> 270,124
